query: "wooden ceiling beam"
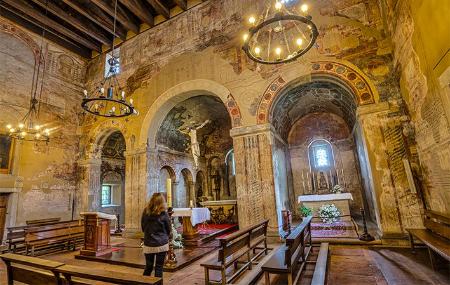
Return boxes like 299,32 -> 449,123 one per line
61,0 -> 127,40
173,0 -> 188,10
119,0 -> 154,26
146,0 -> 170,19
3,0 -> 101,52
91,0 -> 140,34
29,0 -> 112,46
0,3 -> 92,58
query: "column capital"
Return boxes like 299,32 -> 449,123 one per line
124,145 -> 150,157
356,102 -> 390,119
230,123 -> 275,138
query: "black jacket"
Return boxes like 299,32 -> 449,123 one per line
141,211 -> 171,247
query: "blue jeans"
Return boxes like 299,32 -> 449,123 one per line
144,252 -> 166,277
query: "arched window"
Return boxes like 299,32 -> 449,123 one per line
309,140 -> 334,170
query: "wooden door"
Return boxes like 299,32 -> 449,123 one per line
0,194 -> 9,242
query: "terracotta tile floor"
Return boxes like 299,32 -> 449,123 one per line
1,245 -> 448,285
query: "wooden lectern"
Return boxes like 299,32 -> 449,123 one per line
79,212 -> 117,257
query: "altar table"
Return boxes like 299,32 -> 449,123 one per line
172,208 -> 210,239
298,193 -> 353,222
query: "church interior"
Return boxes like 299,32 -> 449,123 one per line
0,0 -> 449,284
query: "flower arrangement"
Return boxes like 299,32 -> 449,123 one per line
299,205 -> 313,217
331,184 -> 344,194
318,204 -> 341,224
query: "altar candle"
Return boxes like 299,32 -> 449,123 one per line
166,179 -> 172,207
189,200 -> 194,208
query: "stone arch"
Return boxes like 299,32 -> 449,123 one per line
139,79 -> 242,148
256,60 -> 379,124
0,20 -> 41,64
160,165 -> 177,182
180,168 -> 194,207
85,120 -> 130,158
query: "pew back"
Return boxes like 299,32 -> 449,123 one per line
424,210 -> 450,240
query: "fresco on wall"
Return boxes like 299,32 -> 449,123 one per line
156,95 -> 232,155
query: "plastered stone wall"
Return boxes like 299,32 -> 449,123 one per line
381,0 -> 450,215
0,17 -> 87,226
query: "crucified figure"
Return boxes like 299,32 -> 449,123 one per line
179,119 -> 211,169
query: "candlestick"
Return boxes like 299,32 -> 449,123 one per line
166,179 -> 172,208
189,200 -> 194,208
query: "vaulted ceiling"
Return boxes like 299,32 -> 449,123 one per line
1,0 -> 207,58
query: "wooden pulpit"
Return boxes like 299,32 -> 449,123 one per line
79,212 -> 117,256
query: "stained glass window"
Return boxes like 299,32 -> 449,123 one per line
104,48 -> 120,78
309,140 -> 334,170
101,185 -> 112,206
315,147 -> 329,167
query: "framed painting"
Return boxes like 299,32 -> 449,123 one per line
0,134 -> 14,174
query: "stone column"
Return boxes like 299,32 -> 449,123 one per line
356,103 -> 423,239
230,124 -> 280,237
77,157 -> 102,215
123,146 -> 149,237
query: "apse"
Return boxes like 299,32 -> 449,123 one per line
270,80 -> 375,221
156,95 -> 236,207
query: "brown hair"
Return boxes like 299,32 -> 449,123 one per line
145,193 -> 167,216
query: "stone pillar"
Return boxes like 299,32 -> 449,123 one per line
77,157 -> 102,215
356,103 -> 423,239
123,146 -> 149,237
230,124 -> 280,237
172,182 -> 180,207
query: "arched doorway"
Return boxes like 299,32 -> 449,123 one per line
180,168 -> 193,207
99,131 -> 126,226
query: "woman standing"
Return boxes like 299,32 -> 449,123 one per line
141,193 -> 171,278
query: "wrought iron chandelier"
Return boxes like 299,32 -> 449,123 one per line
242,0 -> 318,64
81,0 -> 137,118
6,0 -> 50,142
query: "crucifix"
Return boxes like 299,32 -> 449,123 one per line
179,119 -> 210,169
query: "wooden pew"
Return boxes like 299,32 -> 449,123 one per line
26,218 -> 61,226
0,252 -> 64,285
6,218 -> 63,253
25,220 -> 84,256
201,219 -> 269,285
0,253 -> 162,285
54,264 -> 162,285
406,210 -> 450,270
261,216 -> 313,285
311,243 -> 329,285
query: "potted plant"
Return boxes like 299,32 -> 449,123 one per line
299,205 -> 313,220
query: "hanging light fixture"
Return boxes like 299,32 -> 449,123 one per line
81,0 -> 137,118
6,0 -> 50,142
242,0 -> 318,64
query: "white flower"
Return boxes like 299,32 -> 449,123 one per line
318,204 -> 341,224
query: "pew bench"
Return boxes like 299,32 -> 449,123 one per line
25,220 -> 84,256
201,219 -> 269,285
7,218 -> 67,253
262,216 -> 313,285
0,252 -> 65,285
54,264 -> 162,285
406,210 -> 450,270
0,253 -> 162,285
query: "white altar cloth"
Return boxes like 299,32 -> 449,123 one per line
298,193 -> 353,203
172,208 -> 210,226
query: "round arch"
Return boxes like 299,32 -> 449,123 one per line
85,119 -> 131,157
256,60 -> 380,124
1,20 -> 41,64
139,79 -> 242,148
160,165 -> 177,182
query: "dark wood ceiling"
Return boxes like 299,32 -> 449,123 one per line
1,0 -> 206,58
